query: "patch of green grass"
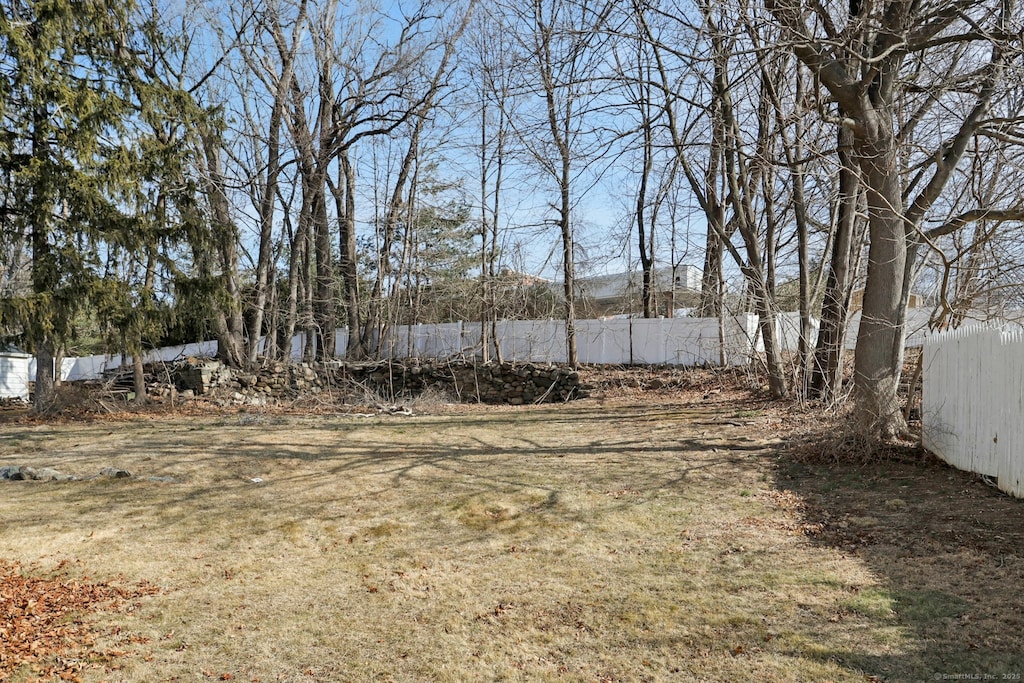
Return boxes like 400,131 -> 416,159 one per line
894,589 -> 968,621
839,586 -> 895,618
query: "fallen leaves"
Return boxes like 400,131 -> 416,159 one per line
0,559 -> 158,681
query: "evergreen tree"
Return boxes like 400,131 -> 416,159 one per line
0,0 -> 205,410
402,199 -> 477,323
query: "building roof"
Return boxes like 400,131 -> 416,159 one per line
0,344 -> 30,357
570,266 -> 702,303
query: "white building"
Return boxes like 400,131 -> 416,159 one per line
0,347 -> 31,401
565,265 -> 703,317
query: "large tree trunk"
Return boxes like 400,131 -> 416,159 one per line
28,102 -> 58,413
555,138 -> 578,366
33,336 -> 55,413
249,4 -> 302,365
249,91 -> 286,366
852,127 -> 908,438
696,102 -> 727,319
218,235 -> 247,366
755,299 -> 786,397
133,250 -> 158,406
312,183 -> 335,360
264,251 -> 280,361
784,70 -> 814,391
335,152 -> 363,359
198,132 -> 246,368
697,220 -> 726,318
301,212 -> 316,362
132,353 -> 146,406
765,0 -> 1011,442
636,63 -> 656,319
487,106 -> 506,363
282,208 -> 303,361
560,197 -> 578,367
810,125 -> 862,402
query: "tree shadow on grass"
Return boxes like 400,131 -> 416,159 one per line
777,450 -> 1024,680
0,405 -> 769,553
10,398 -> 977,680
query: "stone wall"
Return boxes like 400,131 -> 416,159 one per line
135,359 -> 589,406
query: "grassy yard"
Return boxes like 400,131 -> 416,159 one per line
1,397 -> 1023,682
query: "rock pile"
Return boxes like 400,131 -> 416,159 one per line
0,466 -> 133,481
439,362 -> 585,404
337,361 -> 587,405
131,358 -> 589,407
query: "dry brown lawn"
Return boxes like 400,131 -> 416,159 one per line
1,390 -> 1023,682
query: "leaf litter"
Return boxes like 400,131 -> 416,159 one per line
0,559 -> 158,682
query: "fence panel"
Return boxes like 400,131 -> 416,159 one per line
496,320 -> 567,363
418,323 -> 464,359
628,319 -> 667,363
664,317 -> 709,366
576,319 -> 630,364
64,356 -> 106,381
923,326 -> 1024,498
996,330 -> 1024,497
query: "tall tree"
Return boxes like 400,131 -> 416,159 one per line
766,0 -> 1024,438
359,1 -> 476,357
0,0 -> 201,410
236,0 -> 306,366
808,121 -> 866,403
635,0 -> 794,393
505,0 -> 615,366
613,14 -> 665,318
466,6 -> 519,361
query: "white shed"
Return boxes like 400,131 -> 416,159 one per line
0,349 -> 32,401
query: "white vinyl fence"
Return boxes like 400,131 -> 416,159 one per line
27,314 -> 759,383
377,315 -> 758,366
29,340 -> 218,382
922,326 -> 1024,498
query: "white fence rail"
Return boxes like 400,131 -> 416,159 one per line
922,326 -> 1024,498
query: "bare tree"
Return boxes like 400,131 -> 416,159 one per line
635,0 -> 794,394
766,0 -> 1024,438
359,4 -> 475,357
611,14 -> 668,319
217,0 -> 476,361
503,0 -> 616,366
241,0 -> 305,365
466,6 -> 520,361
808,121 -> 867,404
